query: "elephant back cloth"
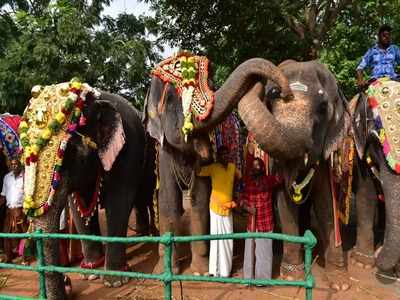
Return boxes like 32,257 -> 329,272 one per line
210,112 -> 245,200
0,114 -> 21,165
151,51 -> 215,141
20,80 -> 99,217
367,78 -> 400,174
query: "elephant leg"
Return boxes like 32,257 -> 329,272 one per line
189,177 -> 210,275
34,189 -> 69,300
102,183 -> 134,288
351,174 -> 376,268
153,148 -> 183,274
312,165 -> 350,291
135,202 -> 150,236
276,189 -> 303,280
69,198 -> 104,281
375,163 -> 400,281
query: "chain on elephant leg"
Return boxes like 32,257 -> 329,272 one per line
350,247 -> 375,269
280,261 -> 305,281
280,243 -> 304,281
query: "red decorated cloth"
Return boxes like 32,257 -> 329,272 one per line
1,114 -> 20,134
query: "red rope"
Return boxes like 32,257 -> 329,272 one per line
73,173 -> 102,218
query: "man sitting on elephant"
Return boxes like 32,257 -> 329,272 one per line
356,24 -> 400,89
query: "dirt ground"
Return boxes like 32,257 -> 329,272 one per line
0,207 -> 399,300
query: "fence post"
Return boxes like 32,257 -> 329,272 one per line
35,229 -> 47,300
304,230 -> 317,300
163,232 -> 173,300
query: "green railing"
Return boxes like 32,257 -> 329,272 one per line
0,229 -> 317,300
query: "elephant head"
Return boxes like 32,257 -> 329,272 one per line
237,60 -> 350,193
144,52 -> 293,158
20,82 -> 126,219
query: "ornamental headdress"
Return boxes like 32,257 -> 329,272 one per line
0,114 -> 21,166
20,79 -> 100,217
151,51 -> 215,141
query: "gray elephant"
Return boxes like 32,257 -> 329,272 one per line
236,60 -> 352,291
351,79 -> 400,281
20,81 -> 155,299
144,52 -> 291,274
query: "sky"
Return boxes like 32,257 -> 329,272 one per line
102,0 -> 151,17
103,0 -> 175,57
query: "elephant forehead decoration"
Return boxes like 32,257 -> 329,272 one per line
0,114 -> 21,166
20,79 -> 99,217
151,51 -> 215,141
368,78 -> 400,173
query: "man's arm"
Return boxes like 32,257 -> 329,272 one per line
197,164 -> 213,177
356,48 -> 372,89
0,176 -> 6,206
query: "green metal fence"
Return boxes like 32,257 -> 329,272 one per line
0,229 -> 317,300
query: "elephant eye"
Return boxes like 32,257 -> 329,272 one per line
317,101 -> 328,115
266,87 -> 281,99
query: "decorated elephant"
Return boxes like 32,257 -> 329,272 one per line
19,80 -> 155,299
144,52 -> 291,274
350,78 -> 400,280
237,59 -> 352,290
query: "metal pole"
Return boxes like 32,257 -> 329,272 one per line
163,232 -> 173,300
304,230 -> 316,300
35,229 -> 47,300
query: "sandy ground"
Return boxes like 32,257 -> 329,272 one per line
0,207 -> 398,300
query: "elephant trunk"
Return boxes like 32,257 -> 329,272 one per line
237,82 -> 309,159
194,58 -> 292,132
376,165 -> 400,271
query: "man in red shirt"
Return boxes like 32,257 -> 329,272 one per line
240,142 -> 282,280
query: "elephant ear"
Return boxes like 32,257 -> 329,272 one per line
323,87 -> 351,160
351,93 -> 370,159
91,100 -> 126,171
143,77 -> 167,146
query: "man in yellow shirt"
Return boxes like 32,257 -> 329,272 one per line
198,146 -> 238,277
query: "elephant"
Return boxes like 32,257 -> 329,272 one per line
144,52 -> 292,275
350,79 -> 400,280
236,60 -> 353,291
20,81 -> 155,299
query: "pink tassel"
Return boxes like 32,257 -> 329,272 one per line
383,140 -> 390,155
79,115 -> 87,126
99,115 -> 125,171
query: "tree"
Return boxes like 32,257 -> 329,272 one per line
145,0 -> 400,96
0,0 -> 161,112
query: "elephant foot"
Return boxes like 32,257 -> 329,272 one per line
324,267 -> 351,291
350,248 -> 375,269
153,257 -> 180,274
79,274 -> 100,281
280,262 -> 304,281
103,265 -> 131,288
190,255 -> 209,276
375,268 -> 398,284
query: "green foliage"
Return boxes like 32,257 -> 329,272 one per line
145,0 -> 400,98
0,0 -> 161,113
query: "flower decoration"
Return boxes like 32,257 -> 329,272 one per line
21,78 -> 100,217
151,51 -> 215,142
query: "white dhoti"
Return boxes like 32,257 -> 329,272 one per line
209,209 -> 233,277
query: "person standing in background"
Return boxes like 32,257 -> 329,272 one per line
0,159 -> 28,263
